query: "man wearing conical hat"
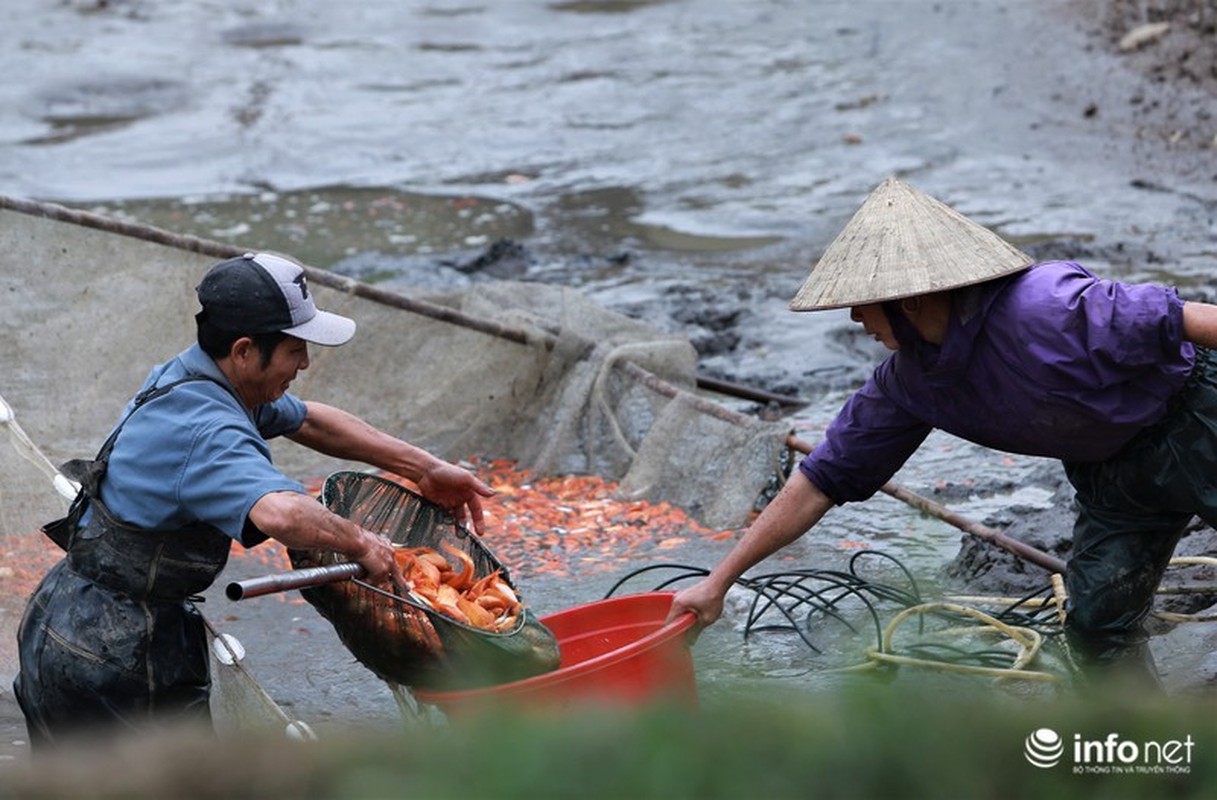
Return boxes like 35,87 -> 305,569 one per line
671,177 -> 1217,686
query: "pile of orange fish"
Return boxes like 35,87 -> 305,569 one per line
393,543 -> 521,632
439,458 -> 736,579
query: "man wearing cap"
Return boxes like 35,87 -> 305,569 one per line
670,178 -> 1217,685
13,252 -> 495,746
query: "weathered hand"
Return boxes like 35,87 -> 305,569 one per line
416,461 -> 496,535
666,579 -> 726,642
350,527 -> 400,587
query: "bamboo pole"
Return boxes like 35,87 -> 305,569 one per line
0,195 -> 540,345
786,434 -> 1066,574
693,375 -> 807,408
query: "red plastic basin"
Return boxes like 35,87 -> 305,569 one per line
414,592 -> 697,716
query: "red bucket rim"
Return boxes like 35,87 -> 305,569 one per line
414,591 -> 695,702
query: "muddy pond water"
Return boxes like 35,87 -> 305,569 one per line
2,0 -> 1215,737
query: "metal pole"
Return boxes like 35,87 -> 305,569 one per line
226,562 -> 364,601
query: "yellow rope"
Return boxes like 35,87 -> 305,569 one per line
844,602 -> 1062,683
864,651 -> 1060,683
1160,556 -> 1216,618
909,555 -> 1216,681
1050,573 -> 1069,627
946,556 -> 1216,623
943,595 -> 1052,607
1170,556 -> 1217,568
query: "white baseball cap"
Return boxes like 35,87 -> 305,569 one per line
197,252 -> 356,346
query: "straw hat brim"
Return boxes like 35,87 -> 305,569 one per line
790,178 -> 1033,311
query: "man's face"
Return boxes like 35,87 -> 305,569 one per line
240,335 -> 310,406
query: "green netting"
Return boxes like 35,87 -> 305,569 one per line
288,471 -> 561,691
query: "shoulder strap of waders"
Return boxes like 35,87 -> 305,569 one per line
46,374 -> 233,551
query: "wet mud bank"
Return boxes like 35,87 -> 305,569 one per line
1067,0 -> 1216,164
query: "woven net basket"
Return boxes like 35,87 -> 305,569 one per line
289,471 -> 560,691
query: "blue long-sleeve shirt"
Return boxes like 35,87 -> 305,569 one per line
800,261 -> 1195,504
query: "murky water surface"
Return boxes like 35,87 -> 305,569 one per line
3,0 -> 1214,728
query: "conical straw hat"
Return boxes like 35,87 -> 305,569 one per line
789,178 -> 1032,311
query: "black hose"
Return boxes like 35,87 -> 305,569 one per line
603,553 -> 1062,671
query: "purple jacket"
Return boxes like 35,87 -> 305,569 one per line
800,260 -> 1195,504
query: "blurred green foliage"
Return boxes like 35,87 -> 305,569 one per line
3,680 -> 1213,800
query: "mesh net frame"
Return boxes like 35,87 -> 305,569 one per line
288,471 -> 560,691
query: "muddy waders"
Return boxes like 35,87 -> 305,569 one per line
1063,347 -> 1217,686
13,377 -> 233,747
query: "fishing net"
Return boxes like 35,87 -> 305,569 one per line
288,471 -> 561,691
